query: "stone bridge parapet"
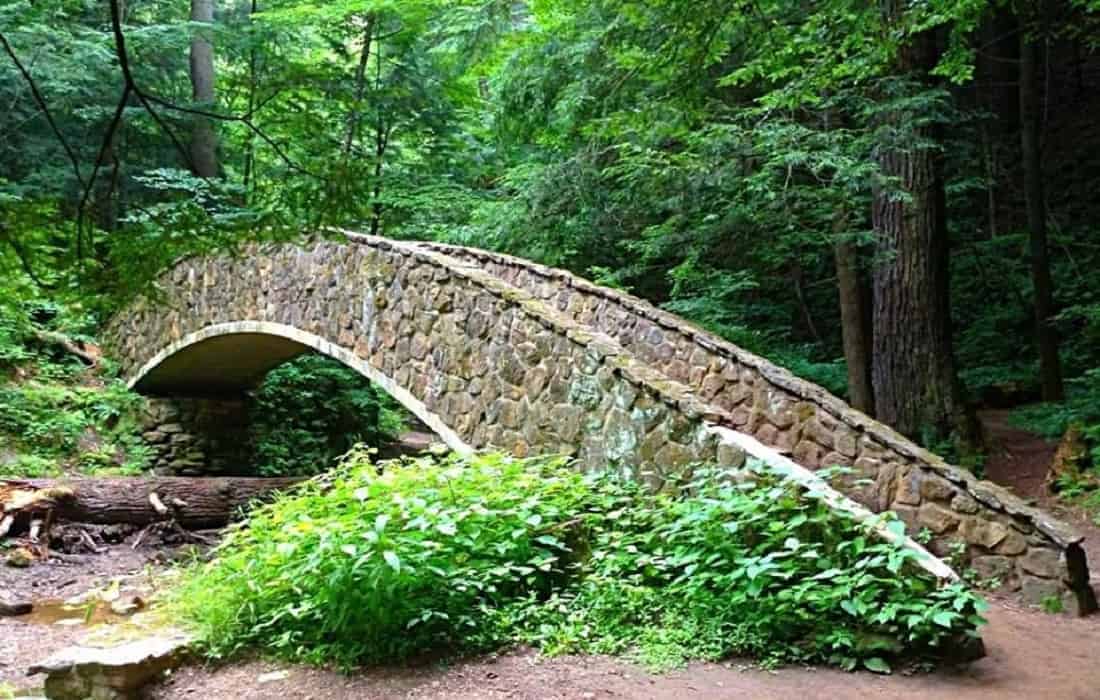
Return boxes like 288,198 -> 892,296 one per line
422,240 -> 1096,615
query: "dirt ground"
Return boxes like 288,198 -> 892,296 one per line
0,540 -> 184,693
4,419 -> 1100,699
144,599 -> 1100,700
3,540 -> 1099,700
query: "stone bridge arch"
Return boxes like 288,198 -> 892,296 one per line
107,234 -> 735,479
104,232 -> 1094,613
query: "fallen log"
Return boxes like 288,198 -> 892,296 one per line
5,476 -> 305,530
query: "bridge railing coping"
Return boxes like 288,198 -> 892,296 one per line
414,238 -> 1084,551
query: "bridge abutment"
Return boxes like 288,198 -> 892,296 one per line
141,397 -> 253,476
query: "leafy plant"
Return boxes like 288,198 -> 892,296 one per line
249,354 -> 407,477
173,450 -> 986,672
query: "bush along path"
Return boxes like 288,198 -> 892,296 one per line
172,450 -> 987,674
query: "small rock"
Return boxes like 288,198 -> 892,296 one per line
257,670 -> 290,683
0,593 -> 32,617
30,632 -> 192,700
5,546 -> 34,568
110,596 -> 146,616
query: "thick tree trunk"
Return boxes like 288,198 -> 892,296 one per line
189,0 -> 218,178
10,477 -> 303,530
834,226 -> 874,415
1019,27 -> 1064,401
871,18 -> 966,442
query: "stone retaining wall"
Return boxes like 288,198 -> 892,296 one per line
141,398 -> 252,476
422,241 -> 1096,614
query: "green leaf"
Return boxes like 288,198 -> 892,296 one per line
863,657 -> 891,674
932,611 -> 957,628
383,550 -> 401,573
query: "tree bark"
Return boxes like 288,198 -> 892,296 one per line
8,477 -> 303,530
189,0 -> 218,178
343,14 -> 376,163
1019,23 -> 1064,401
242,0 -> 258,194
834,221 -> 875,415
871,13 -> 966,442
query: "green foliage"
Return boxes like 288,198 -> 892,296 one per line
250,354 -> 406,477
0,379 -> 152,476
174,451 -> 985,672
0,296 -> 152,477
1012,369 -> 1100,462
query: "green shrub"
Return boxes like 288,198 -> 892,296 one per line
1,454 -> 59,478
173,451 -> 985,672
250,354 -> 406,476
1013,368 -> 1100,466
0,380 -> 151,475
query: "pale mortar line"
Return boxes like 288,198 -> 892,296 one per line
128,320 -> 474,457
708,425 -> 959,583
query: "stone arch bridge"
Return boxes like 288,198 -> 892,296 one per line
103,232 -> 1094,614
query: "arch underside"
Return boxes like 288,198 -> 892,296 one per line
131,321 -> 472,455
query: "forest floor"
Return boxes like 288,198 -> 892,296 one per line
4,418 -> 1100,699
980,409 -> 1100,589
4,558 -> 1100,700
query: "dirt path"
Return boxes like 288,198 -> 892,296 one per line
980,409 -> 1100,588
979,409 -> 1058,499
148,600 -> 1100,700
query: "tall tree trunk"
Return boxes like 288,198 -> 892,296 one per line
343,15 -> 375,163
871,15 -> 966,441
242,0 -> 258,195
834,217 -> 875,415
1019,23 -> 1064,401
189,0 -> 218,178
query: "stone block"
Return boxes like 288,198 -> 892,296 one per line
951,492 -> 980,514
891,505 -> 919,533
1019,547 -> 1064,579
870,461 -> 898,511
894,467 -> 922,506
800,418 -> 834,450
1020,575 -> 1064,607
918,503 -> 960,534
716,442 -> 746,469
971,555 -> 1015,583
834,428 -> 858,458
993,530 -> 1028,556
792,439 -> 824,467
919,475 -> 955,502
959,517 -> 1009,550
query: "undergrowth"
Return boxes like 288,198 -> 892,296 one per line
173,450 -> 986,673
249,354 -> 407,477
0,299 -> 152,477
1012,369 -> 1100,521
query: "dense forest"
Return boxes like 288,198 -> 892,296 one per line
2,0 -> 1100,481
7,1 -> 1100,688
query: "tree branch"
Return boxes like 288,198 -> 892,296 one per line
0,32 -> 86,190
